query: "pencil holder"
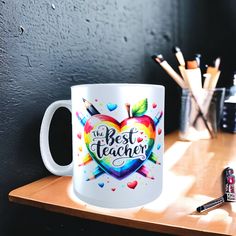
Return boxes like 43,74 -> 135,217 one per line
179,88 -> 225,141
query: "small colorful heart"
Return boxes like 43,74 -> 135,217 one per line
152,103 -> 157,109
77,133 -> 82,139
127,180 -> 138,189
111,188 -> 116,191
137,137 -> 143,143
158,128 -> 162,135
98,182 -> 104,188
107,103 -> 118,111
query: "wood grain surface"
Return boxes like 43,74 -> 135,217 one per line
9,131 -> 236,236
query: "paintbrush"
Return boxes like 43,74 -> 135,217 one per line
185,59 -> 202,93
152,54 -> 187,88
172,46 -> 185,67
153,53 -> 214,138
204,58 -> 221,89
172,46 -> 189,86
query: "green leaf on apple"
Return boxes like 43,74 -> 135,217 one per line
132,98 -> 148,117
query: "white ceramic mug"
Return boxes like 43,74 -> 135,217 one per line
40,83 -> 164,208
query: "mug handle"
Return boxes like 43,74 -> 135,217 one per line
40,100 -> 73,176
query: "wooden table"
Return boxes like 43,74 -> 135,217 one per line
9,131 -> 236,236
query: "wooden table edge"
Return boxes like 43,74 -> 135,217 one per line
8,181 -> 228,236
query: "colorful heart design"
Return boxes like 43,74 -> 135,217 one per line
127,180 -> 138,189
77,133 -> 82,139
98,182 -> 104,188
107,103 -> 118,111
152,103 -> 157,109
84,114 -> 156,180
137,137 -> 143,143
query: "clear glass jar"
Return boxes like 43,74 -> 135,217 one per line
179,88 -> 225,141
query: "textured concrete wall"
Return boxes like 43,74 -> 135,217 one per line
0,0 -> 235,235
0,1 -> 180,235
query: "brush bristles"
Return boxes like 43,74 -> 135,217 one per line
152,54 -> 164,63
172,46 -> 181,53
194,54 -> 201,59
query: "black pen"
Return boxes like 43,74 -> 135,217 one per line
196,167 -> 236,213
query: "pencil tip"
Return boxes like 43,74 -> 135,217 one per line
172,46 -> 181,53
82,98 -> 86,102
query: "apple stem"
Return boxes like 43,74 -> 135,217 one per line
125,103 -> 131,118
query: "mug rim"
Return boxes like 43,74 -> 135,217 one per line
71,83 -> 164,89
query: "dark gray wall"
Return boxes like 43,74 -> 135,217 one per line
0,0 -> 235,235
